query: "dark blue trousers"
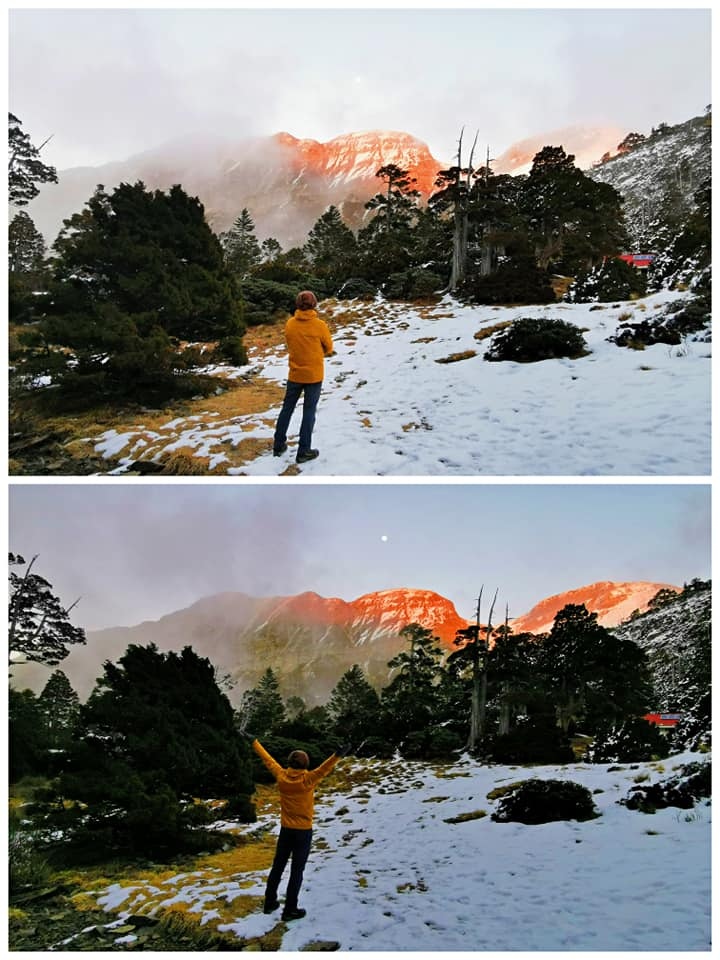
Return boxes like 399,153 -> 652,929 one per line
273,380 -> 323,456
265,827 -> 313,910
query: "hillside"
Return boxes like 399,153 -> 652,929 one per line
23,750 -> 710,951
55,288 -> 709,478
613,581 -> 711,723
13,579 -> 679,707
588,113 -> 711,249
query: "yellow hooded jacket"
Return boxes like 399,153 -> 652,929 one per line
252,739 -> 339,830
285,309 -> 333,384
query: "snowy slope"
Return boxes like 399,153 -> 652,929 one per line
511,580 -> 679,635
70,750 -> 711,952
96,288 -> 711,476
589,115 -> 711,247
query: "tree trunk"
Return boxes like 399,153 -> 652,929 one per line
498,683 -> 511,736
448,128 -> 478,293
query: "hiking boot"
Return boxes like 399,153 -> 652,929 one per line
273,443 -> 288,457
281,907 -> 306,922
296,449 -> 319,464
263,899 -> 280,914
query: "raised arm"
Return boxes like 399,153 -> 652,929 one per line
252,739 -> 283,780
307,752 -> 340,787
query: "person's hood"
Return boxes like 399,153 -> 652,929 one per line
284,767 -> 309,780
294,309 -> 318,322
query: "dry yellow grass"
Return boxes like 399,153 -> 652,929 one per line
435,349 -> 477,364
474,320 -> 513,342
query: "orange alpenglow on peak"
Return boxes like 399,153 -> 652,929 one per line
271,130 -> 444,196
510,580 -> 681,636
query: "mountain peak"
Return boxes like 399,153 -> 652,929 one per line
271,129 -> 443,195
510,580 -> 679,635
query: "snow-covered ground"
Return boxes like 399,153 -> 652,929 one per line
80,750 -> 710,952
97,290 -> 711,477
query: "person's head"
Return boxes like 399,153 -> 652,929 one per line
287,749 -> 310,770
296,290 -> 317,311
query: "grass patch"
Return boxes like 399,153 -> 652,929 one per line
486,780 -> 527,801
443,810 -> 487,824
474,320 -> 513,341
435,349 -> 477,364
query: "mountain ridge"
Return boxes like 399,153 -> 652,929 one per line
12,579 -> 678,705
25,123 -> 626,249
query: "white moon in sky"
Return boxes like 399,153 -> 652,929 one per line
380,535 -> 388,542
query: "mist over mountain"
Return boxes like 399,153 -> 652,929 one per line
13,580 -> 678,706
26,122 -> 628,251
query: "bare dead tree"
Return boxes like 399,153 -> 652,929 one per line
478,587 -> 498,740
448,127 -> 479,292
464,585 -> 499,751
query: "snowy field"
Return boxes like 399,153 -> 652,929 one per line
78,750 -> 711,952
97,290 -> 711,477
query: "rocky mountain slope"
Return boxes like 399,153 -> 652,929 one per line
588,112 -> 711,249
14,580 -> 678,706
612,581 -> 710,722
510,580 -> 679,636
27,129 -> 446,250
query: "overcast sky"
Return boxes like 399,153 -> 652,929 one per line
8,5 -> 711,170
8,482 -> 710,631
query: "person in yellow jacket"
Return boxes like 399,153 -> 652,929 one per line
251,738 -> 347,921
273,290 -> 333,464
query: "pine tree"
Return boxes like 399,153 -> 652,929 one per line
38,669 -> 81,749
359,165 -> 421,283
9,688 -> 50,780
8,553 -> 86,666
487,628 -> 542,735
27,181 -> 244,405
521,146 -> 627,272
8,211 -> 46,277
8,113 -> 57,207
260,237 -> 283,262
220,208 -> 262,277
238,667 -> 286,735
617,132 -> 647,154
382,624 -> 446,738
537,603 -> 651,734
57,643 -> 255,855
305,206 -> 358,291
326,665 -> 381,744
365,164 -> 421,231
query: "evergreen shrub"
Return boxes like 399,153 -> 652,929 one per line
485,317 -> 588,363
487,718 -> 575,764
9,819 -> 51,894
663,295 -> 711,338
570,258 -> 647,303
356,736 -> 395,759
240,279 -> 296,325
384,268 -> 443,300
460,256 -> 556,306
401,727 -> 464,760
217,336 -> 249,366
491,778 -> 599,825
222,795 -> 258,821
337,278 -> 378,300
587,717 -> 670,763
621,760 -> 710,814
